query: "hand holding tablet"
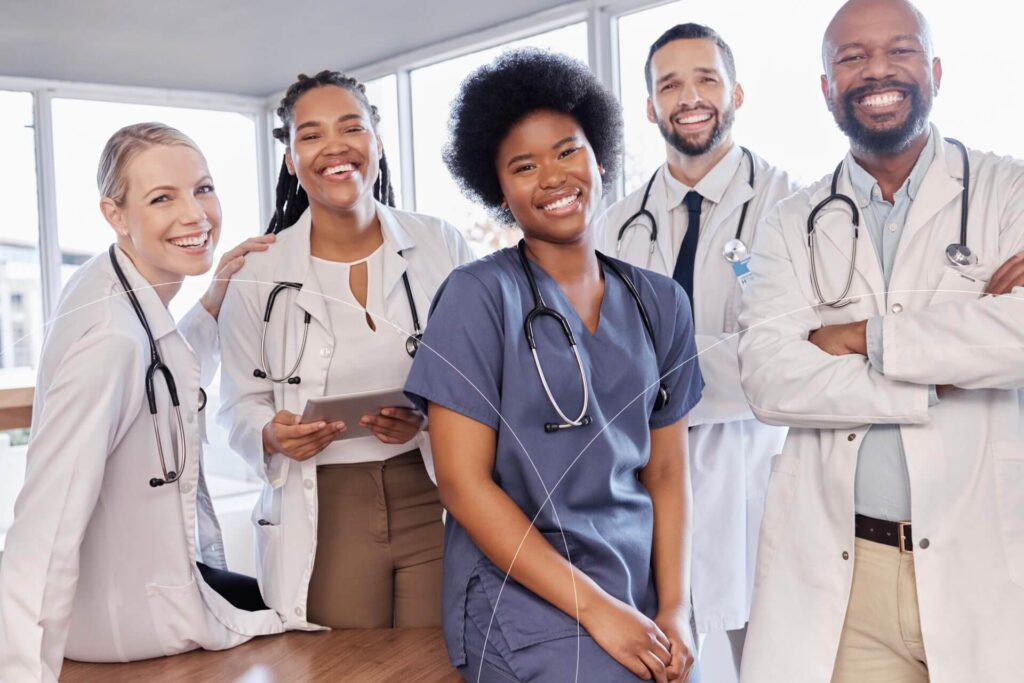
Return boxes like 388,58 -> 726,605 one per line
301,388 -> 421,442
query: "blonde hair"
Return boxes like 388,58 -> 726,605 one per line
96,122 -> 204,205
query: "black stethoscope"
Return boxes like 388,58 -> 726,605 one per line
517,240 -> 669,433
615,146 -> 756,268
108,245 -> 206,488
807,137 -> 973,308
252,269 -> 422,385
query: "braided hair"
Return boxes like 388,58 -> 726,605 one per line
267,70 -> 396,234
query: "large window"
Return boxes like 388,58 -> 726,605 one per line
50,99 -> 264,481
0,91 -> 44,390
616,0 -> 1022,192
410,22 -> 589,256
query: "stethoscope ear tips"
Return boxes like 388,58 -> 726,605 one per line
253,369 -> 266,379
149,478 -> 164,488
287,377 -> 302,385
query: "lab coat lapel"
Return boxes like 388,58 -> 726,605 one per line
899,135 -> 963,255
378,203 -> 415,302
818,166 -> 887,298
110,246 -> 177,342
271,210 -> 331,332
697,168 -> 754,267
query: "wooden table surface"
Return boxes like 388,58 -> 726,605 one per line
61,629 -> 462,682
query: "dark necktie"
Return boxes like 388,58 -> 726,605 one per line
672,190 -> 703,318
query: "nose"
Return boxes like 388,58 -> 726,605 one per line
323,129 -> 351,155
181,193 -> 209,226
862,51 -> 897,81
539,162 -> 567,190
676,80 -> 702,108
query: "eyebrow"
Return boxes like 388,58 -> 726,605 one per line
835,35 -> 922,52
656,67 -> 720,84
505,136 -> 580,168
144,176 -> 213,196
294,112 -> 364,133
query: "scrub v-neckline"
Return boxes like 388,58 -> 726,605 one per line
529,257 -> 610,339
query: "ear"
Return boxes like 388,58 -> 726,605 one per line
377,135 -> 384,160
820,74 -> 832,110
646,97 -> 657,125
598,164 -> 606,176
284,148 -> 296,176
732,82 -> 745,111
99,197 -> 128,238
932,57 -> 942,94
500,198 -> 508,209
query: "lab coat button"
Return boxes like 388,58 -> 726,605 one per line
842,551 -> 850,560
186,413 -> 195,424
888,223 -> 898,233
891,303 -> 904,314
294,607 -> 304,617
304,478 -> 315,490
847,434 -> 856,442
320,346 -> 333,358
919,538 -> 930,549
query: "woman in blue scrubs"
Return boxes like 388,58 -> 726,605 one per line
404,49 -> 703,682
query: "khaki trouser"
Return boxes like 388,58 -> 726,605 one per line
306,450 -> 444,628
831,537 -> 929,683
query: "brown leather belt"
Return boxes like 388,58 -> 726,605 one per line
855,514 -> 913,552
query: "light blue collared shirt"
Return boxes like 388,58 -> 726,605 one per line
849,134 -> 936,522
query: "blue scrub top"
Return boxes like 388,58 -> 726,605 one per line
405,247 -> 703,666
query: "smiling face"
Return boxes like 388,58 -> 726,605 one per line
647,38 -> 742,157
821,0 -> 940,154
285,85 -> 381,213
100,143 -> 221,287
495,109 -> 604,244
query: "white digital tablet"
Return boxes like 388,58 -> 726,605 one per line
301,388 -> 418,441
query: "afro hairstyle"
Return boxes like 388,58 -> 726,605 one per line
443,48 -> 624,224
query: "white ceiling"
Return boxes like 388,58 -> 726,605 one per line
0,0 -> 574,97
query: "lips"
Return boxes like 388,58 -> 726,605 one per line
321,162 -> 357,176
673,110 -> 714,126
168,231 -> 210,249
539,188 -> 582,214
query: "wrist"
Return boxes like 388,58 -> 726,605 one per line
200,293 -> 219,320
849,319 -> 869,355
576,582 -> 611,627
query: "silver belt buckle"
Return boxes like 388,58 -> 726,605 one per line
897,522 -> 912,553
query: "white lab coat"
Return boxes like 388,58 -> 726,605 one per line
0,249 -> 284,683
594,147 -> 797,633
217,202 -> 474,628
737,130 -> 1024,683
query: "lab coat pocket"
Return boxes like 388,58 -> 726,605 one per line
992,442 -> 1024,588
929,264 -> 988,305
472,531 -> 584,651
145,578 -> 209,657
254,517 -> 283,612
753,453 -> 799,589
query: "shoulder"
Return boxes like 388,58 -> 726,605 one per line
964,145 -> 1024,188
388,206 -> 467,245
445,247 -> 517,291
603,254 -> 684,312
748,149 -> 802,198
51,255 -> 148,341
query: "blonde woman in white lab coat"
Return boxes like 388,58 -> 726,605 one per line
217,70 -> 474,630
0,123 -> 284,682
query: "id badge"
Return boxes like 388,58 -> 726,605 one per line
732,257 -> 754,290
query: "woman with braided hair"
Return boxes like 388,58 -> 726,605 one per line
218,70 -> 474,629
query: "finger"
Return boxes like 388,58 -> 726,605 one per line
289,422 -> 345,446
295,432 -> 338,459
639,651 -> 668,683
986,254 -> 1024,293
366,423 -> 413,443
379,407 -> 422,424
279,421 -> 330,439
626,656 -> 652,681
987,265 -> 1024,295
651,628 -> 672,653
361,415 -> 409,433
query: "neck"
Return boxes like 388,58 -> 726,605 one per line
309,196 -> 383,261
116,243 -> 182,307
665,138 -> 734,187
522,232 -> 600,286
850,129 -> 930,203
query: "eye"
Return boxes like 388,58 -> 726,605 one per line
891,48 -> 917,56
837,54 -> 865,64
345,125 -> 366,134
149,194 -> 171,205
701,77 -> 718,84
300,132 -> 320,141
513,163 -> 536,174
196,184 -> 215,195
558,146 -> 581,159
660,82 -> 677,93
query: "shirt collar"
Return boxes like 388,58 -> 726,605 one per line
661,143 -> 744,208
847,129 -> 936,208
109,245 -> 177,341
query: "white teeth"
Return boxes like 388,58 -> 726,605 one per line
861,92 -> 904,107
676,112 -> 712,125
170,233 -> 208,248
542,192 -> 580,211
323,163 -> 356,175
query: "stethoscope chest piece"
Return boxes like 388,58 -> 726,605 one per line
406,334 -> 421,357
945,243 -> 977,267
722,238 -> 749,264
